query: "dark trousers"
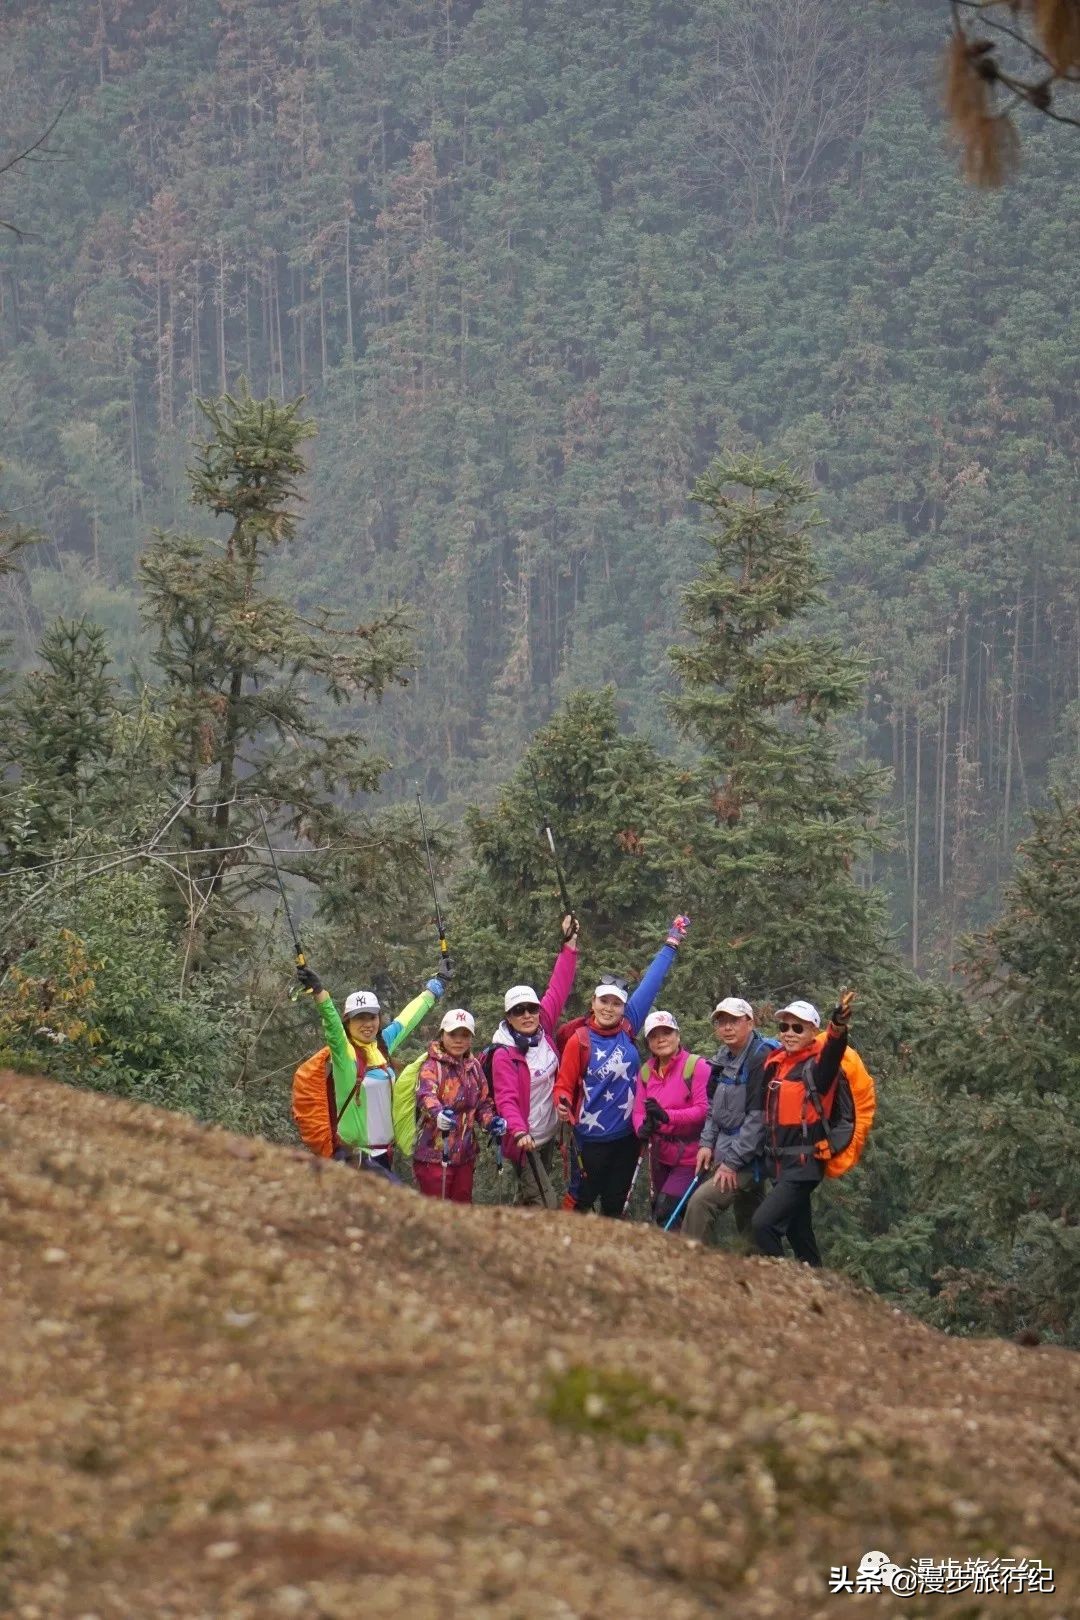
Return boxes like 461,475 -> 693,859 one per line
750,1177 -> 822,1267
332,1147 -> 400,1184
573,1133 -> 642,1217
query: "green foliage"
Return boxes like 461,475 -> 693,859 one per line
893,801 -> 1080,1343
1,617 -> 118,858
453,687 -> 674,1035
0,0 -> 1076,1351
657,454 -> 890,1011
0,867 -> 265,1129
0,2 -> 1074,974
546,1364 -> 687,1446
138,387 -> 417,959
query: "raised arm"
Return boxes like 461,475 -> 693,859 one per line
539,917 -> 579,1038
624,916 -> 689,1035
384,975 -> 445,1055
810,992 -> 855,1098
313,988 -> 359,1117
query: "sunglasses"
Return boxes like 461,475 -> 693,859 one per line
597,973 -> 630,994
509,1003 -> 540,1017
776,1020 -> 807,1035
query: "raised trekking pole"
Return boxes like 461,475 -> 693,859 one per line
662,1173 -> 707,1233
527,761 -> 576,928
415,789 -> 450,974
256,799 -> 308,998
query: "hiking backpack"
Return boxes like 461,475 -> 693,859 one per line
390,1053 -> 427,1158
705,1033 -> 780,1102
292,1046 -> 356,1158
642,1050 -> 701,1093
292,1038 -> 396,1157
805,1044 -> 877,1178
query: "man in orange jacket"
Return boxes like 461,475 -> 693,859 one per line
750,990 -> 855,1266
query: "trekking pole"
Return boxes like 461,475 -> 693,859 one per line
525,1147 -> 550,1209
493,1135 -> 506,1205
255,799 -> 308,997
620,1143 -> 649,1219
662,1173 -> 707,1233
527,761 -> 575,925
441,1130 -> 450,1201
415,789 -> 450,973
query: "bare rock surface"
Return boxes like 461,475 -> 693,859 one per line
1,1069 -> 1077,1619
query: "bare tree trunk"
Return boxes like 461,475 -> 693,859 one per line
938,629 -> 951,892
128,377 -> 140,524
217,241 -> 227,393
1002,596 -> 1021,858
273,258 -> 286,400
190,259 -> 201,432
297,262 -> 307,390
318,252 -> 327,378
900,699 -> 911,883
912,710 -> 922,973
344,217 -> 355,367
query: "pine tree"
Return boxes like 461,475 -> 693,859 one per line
0,616 -> 118,863
658,452 -> 890,1010
138,387 -> 413,943
452,688 -> 676,1036
904,799 -> 1080,1342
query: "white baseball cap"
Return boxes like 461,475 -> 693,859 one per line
440,1007 -> 476,1035
592,981 -> 629,1003
776,999 -> 820,1029
642,1010 -> 679,1039
504,984 -> 540,1013
343,990 -> 381,1019
712,996 -> 754,1020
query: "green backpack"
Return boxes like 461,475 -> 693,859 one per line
391,1053 -> 427,1158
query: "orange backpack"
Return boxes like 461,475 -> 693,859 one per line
292,1046 -> 357,1157
806,1042 -> 877,1178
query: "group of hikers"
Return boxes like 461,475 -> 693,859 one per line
291,912 -> 872,1268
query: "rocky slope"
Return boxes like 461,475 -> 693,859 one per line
1,1069 -> 1077,1619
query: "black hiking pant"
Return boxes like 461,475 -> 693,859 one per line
573,1133 -> 642,1218
750,1176 -> 822,1267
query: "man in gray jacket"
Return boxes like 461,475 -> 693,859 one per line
682,997 -> 776,1244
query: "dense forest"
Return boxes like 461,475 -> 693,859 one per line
1,0 -> 1078,1343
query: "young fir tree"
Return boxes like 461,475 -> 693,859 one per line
451,687 -> 681,1038
658,452 -> 890,1012
138,388 -> 412,952
903,798 -> 1080,1343
0,616 -> 119,864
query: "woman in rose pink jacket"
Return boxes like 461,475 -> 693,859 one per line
489,916 -> 579,1209
632,1010 -> 710,1228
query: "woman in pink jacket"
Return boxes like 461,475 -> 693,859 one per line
489,915 -> 579,1209
632,1010 -> 710,1228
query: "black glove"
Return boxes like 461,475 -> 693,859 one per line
437,955 -> 454,984
561,913 -> 580,943
296,963 -> 322,996
830,989 -> 855,1028
638,1115 -> 657,1140
645,1098 -> 670,1126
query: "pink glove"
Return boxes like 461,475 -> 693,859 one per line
666,914 -> 690,947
